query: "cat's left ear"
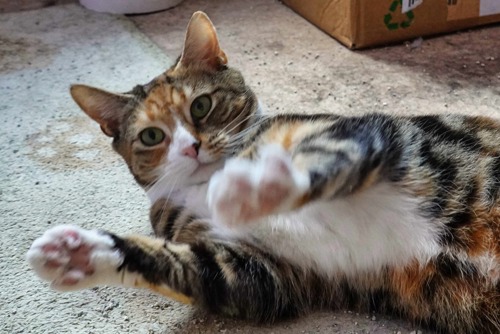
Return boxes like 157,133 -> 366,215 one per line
70,84 -> 132,137
177,11 -> 228,71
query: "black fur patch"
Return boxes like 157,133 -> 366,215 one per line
190,242 -> 229,313
486,156 -> 500,205
423,254 -> 478,302
440,181 -> 478,247
419,140 -> 457,217
108,233 -> 169,285
412,116 -> 481,152
165,206 -> 182,240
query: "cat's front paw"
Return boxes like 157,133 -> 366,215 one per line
207,144 -> 310,227
26,225 -> 123,291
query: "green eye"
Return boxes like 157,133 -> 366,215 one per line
139,127 -> 165,146
190,95 -> 212,120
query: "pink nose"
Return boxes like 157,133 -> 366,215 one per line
182,142 -> 200,159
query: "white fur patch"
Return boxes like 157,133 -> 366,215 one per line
167,121 -> 199,167
247,183 -> 441,276
147,160 -> 223,211
26,225 -> 124,291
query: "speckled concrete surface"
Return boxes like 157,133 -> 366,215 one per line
1,1 -> 499,333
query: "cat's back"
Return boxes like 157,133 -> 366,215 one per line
396,114 -> 500,242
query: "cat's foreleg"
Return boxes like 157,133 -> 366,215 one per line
27,225 -> 313,321
27,225 -> 125,291
208,116 -> 400,227
290,127 -> 397,203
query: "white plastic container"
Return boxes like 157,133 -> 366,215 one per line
79,0 -> 185,14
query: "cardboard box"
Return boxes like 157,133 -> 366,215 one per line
282,0 -> 500,49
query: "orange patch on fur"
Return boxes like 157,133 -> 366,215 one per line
468,205 -> 500,258
467,116 -> 500,130
293,193 -> 312,209
126,234 -> 165,252
388,261 -> 436,318
353,166 -> 381,194
132,278 -> 193,305
144,100 -> 161,121
141,83 -> 188,125
281,123 -> 300,150
261,121 -> 318,152
142,147 -> 166,166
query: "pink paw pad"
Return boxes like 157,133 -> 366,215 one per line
208,144 -> 310,227
26,225 -> 121,290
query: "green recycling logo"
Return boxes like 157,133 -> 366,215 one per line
384,0 -> 415,30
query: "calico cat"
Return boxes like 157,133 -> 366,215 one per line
27,11 -> 500,333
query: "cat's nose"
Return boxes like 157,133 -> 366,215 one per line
182,142 -> 200,159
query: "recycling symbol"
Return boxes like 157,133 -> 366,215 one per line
384,0 -> 415,30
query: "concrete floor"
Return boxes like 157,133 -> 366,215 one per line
1,0 -> 499,333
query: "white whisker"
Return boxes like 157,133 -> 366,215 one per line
218,113 -> 255,137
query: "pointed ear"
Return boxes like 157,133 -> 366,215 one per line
178,11 -> 227,70
70,84 -> 132,137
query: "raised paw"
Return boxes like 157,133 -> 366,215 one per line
26,225 -> 123,291
207,144 -> 310,227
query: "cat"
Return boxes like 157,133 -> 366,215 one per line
27,11 -> 500,334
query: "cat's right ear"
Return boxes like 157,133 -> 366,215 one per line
70,84 -> 132,137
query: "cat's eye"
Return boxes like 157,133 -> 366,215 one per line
139,127 -> 165,146
190,95 -> 212,120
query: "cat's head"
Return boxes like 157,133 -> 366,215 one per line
70,12 -> 259,194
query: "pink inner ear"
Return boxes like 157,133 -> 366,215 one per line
70,84 -> 131,138
179,12 -> 228,70
100,124 -> 115,137
218,50 -> 228,65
